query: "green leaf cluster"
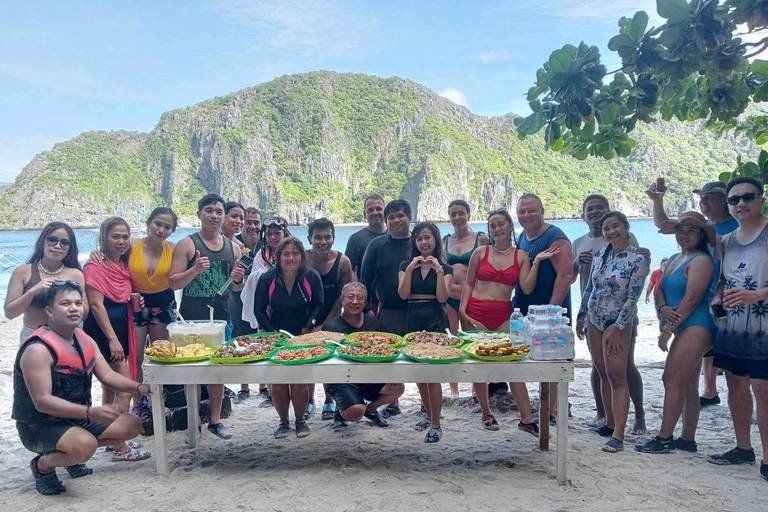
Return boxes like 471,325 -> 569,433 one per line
517,0 -> 768,179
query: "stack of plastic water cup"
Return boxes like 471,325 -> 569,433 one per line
523,305 -> 575,360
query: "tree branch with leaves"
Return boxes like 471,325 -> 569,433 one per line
515,0 -> 768,188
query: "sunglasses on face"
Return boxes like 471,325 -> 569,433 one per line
727,192 -> 761,206
51,280 -> 81,288
45,235 -> 72,249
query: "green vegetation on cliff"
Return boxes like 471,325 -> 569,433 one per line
0,71 -> 761,229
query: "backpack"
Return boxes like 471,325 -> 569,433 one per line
266,275 -> 313,318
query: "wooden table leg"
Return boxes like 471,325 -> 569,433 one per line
186,384 -> 199,449
150,384 -> 169,476
556,380 -> 569,485
539,382 -> 550,451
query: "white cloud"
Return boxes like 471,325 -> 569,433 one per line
544,0 -> 662,26
474,51 -> 522,63
439,88 -> 471,109
212,0 -> 374,60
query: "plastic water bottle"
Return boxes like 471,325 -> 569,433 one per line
510,308 -> 524,334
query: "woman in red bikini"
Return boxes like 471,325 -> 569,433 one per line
459,209 -> 558,432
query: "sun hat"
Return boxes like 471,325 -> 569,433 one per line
692,181 -> 727,195
659,211 -> 718,247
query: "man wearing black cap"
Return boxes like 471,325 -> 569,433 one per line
647,180 -> 738,407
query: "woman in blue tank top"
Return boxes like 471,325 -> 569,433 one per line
636,212 -> 717,454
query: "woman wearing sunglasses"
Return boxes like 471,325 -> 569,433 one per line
5,222 -> 87,342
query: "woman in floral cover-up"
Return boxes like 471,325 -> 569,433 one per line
577,211 -> 650,454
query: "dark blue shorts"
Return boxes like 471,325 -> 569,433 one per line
324,383 -> 386,411
714,353 -> 768,380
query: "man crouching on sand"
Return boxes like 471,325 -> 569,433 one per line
13,281 -> 151,495
324,282 -> 405,428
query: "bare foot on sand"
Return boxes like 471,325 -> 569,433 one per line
631,415 -> 647,436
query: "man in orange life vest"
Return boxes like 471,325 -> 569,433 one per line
13,281 -> 149,495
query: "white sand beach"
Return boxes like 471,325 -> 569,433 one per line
0,314 -> 763,512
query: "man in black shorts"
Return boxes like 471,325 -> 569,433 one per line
13,281 -> 150,495
708,178 -> 768,481
324,282 -> 405,428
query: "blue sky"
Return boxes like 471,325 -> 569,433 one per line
0,0 -> 661,182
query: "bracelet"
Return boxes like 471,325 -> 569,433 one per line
232,279 -> 243,285
85,405 -> 90,422
657,304 -> 666,312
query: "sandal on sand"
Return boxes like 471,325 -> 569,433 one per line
106,440 -> 143,452
112,448 -> 151,462
518,421 -> 539,437
634,435 -> 674,454
31,456 -> 66,495
602,437 -> 624,453
364,409 -> 389,428
303,403 -> 316,420
274,423 -> 291,439
379,405 -> 401,418
675,438 -> 698,453
64,463 -> 93,478
295,421 -> 310,438
425,427 -> 443,444
414,418 -> 431,431
483,414 -> 500,431
321,403 -> 336,420
589,425 -> 615,437
708,447 -> 756,465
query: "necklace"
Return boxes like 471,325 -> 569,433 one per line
38,261 -> 64,275
493,243 -> 514,254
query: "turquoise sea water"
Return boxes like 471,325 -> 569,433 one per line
0,219 -> 680,325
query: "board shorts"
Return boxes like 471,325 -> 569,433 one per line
324,383 -> 386,411
714,353 -> 768,380
133,289 -> 178,327
17,418 -> 108,455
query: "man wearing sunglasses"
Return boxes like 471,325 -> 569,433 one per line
14,281 -> 150,495
708,177 -> 768,481
648,180 -> 739,408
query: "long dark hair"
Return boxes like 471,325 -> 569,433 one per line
28,222 -> 81,270
407,222 -> 445,263
486,209 -> 517,247
599,211 -> 630,265
99,217 -> 131,265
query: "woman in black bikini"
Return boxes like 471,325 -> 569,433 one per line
443,200 -> 488,397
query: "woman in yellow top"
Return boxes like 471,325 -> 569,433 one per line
91,207 -> 179,411
129,208 -> 179,374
